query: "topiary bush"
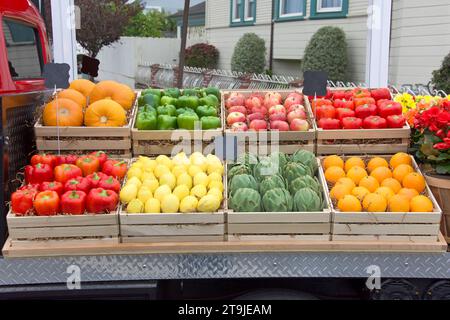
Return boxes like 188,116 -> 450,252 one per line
185,43 -> 219,69
432,52 -> 450,93
231,33 -> 266,74
302,26 -> 348,82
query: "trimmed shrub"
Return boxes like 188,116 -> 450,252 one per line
432,52 -> 450,93
231,33 -> 266,74
185,43 -> 219,69
302,26 -> 348,82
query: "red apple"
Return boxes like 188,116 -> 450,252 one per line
270,120 -> 290,131
287,92 -> 303,101
269,113 -> 287,122
264,92 -> 282,108
290,119 -> 310,131
284,96 -> 302,110
229,105 -> 247,115
287,104 -> 306,114
226,93 -> 245,109
245,94 -> 264,111
268,105 -> 286,116
287,109 -> 307,124
250,105 -> 268,115
227,112 -> 246,126
249,119 -> 268,131
230,122 -> 248,132
247,112 -> 265,122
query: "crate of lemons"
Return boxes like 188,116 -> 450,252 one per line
120,152 -> 224,214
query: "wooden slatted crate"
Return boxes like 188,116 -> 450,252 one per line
223,90 -> 316,154
227,159 -> 332,241
323,155 -> 443,242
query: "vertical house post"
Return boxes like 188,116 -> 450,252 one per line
51,0 -> 78,81
365,0 -> 392,87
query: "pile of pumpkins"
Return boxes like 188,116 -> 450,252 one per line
43,79 -> 135,127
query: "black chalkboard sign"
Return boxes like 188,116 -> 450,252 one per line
303,71 -> 328,97
81,55 -> 100,78
43,63 -> 70,89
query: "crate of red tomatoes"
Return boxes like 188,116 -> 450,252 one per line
310,87 -> 410,155
223,90 -> 316,154
5,152 -> 128,245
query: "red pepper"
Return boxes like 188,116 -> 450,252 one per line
342,117 -> 362,129
318,118 -> 341,130
54,164 -> 83,184
76,155 -> 100,176
333,99 -> 354,110
64,176 -> 92,194
54,155 -> 66,166
316,105 -> 336,120
25,163 -> 54,184
102,160 -> 127,180
61,190 -> 86,215
386,115 -> 406,128
30,153 -> 57,168
352,88 -> 371,99
39,181 -> 64,196
98,176 -> 121,193
86,188 -> 118,214
65,155 -> 78,165
34,191 -> 60,216
370,88 -> 391,101
377,99 -> 391,108
378,101 -> 402,118
311,98 -> 332,111
354,97 -> 376,108
90,151 -> 108,168
355,104 -> 377,119
363,116 -> 387,129
19,183 -> 40,192
11,189 -> 36,215
86,172 -> 108,188
332,91 -> 347,100
336,108 -> 355,121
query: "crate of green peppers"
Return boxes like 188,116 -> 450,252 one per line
132,87 -> 224,155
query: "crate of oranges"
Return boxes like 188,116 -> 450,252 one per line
321,153 -> 442,242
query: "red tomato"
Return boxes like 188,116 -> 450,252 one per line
342,117 -> 362,129
378,101 -> 402,118
352,88 -> 371,98
318,118 -> 341,130
370,88 -> 392,101
355,104 -> 377,119
386,115 -> 406,128
333,99 -> 354,110
336,108 -> 355,121
354,97 -> 376,108
316,105 -> 336,120
363,116 -> 387,129
311,98 -> 332,111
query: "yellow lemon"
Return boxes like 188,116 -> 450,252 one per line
126,199 -> 144,214
172,152 -> 190,167
191,184 -> 207,198
131,161 -> 143,169
177,172 -> 193,189
190,152 -> 207,171
137,186 -> 153,203
144,198 -> 160,213
208,180 -> 224,192
172,165 -> 187,178
173,185 -> 190,201
208,172 -> 222,182
126,176 -> 142,189
154,164 -> 171,178
208,188 -> 223,202
154,185 -> 172,202
194,172 -> 209,187
206,154 -> 221,164
188,165 -> 203,177
197,195 -> 221,212
120,184 -> 138,204
156,155 -> 173,169
159,172 -> 176,190
141,171 -> 156,181
127,167 -> 142,180
207,162 -> 224,175
161,194 -> 179,213
141,179 -> 159,193
180,196 -> 199,213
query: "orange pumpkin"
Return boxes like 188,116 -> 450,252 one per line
89,80 -> 135,110
57,89 -> 86,108
84,99 -> 127,127
69,79 -> 95,97
43,99 -> 83,127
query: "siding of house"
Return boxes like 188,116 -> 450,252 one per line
389,0 -> 450,87
205,0 -> 369,82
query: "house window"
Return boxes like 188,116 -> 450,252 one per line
310,0 -> 348,19
275,0 -> 305,21
230,0 -> 256,26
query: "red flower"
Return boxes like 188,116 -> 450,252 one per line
434,143 -> 450,150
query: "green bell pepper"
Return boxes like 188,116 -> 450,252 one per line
177,95 -> 199,110
176,107 -> 195,116
201,116 -> 221,130
157,115 -> 177,130
196,105 -> 218,118
182,88 -> 199,97
138,93 -> 160,107
177,112 -> 200,130
141,88 -> 161,98
136,112 -> 157,130
204,87 -> 221,100
163,88 -> 181,98
199,94 -> 219,108
138,105 -> 157,116
160,96 -> 178,106
157,104 -> 177,116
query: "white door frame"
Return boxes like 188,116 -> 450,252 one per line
50,0 -> 77,81
365,0 -> 392,87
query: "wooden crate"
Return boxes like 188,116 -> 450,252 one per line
223,90 -> 316,155
34,93 -> 138,157
323,155 -> 443,242
227,159 -> 332,241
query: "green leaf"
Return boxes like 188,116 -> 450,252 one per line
436,164 -> 450,175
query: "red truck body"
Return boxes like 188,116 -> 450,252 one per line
0,0 -> 50,94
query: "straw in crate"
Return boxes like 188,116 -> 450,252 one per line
320,153 -> 443,242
